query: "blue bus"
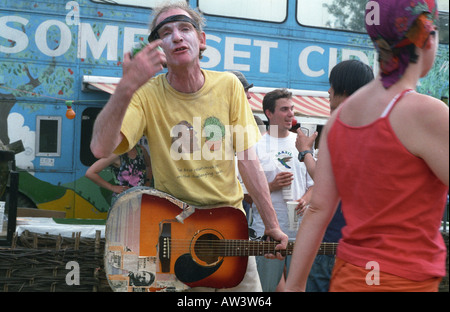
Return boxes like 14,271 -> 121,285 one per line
0,0 -> 448,218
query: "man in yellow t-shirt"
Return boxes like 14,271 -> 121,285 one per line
118,69 -> 258,210
91,2 -> 288,291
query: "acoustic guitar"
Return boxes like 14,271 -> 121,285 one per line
104,187 -> 337,292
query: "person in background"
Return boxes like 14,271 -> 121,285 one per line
90,2 -> 288,291
86,144 -> 152,204
251,88 -> 314,292
296,60 -> 374,292
254,115 -> 267,137
285,0 -> 448,292
296,60 -> 375,179
229,70 -> 253,100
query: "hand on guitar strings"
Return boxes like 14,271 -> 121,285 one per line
262,229 -> 289,260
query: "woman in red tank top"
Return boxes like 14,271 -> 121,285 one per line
285,0 -> 448,292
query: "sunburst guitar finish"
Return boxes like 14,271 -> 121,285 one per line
104,187 -> 337,292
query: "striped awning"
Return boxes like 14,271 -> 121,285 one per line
248,90 -> 330,118
82,76 -> 330,118
82,75 -> 120,94
85,82 -> 117,94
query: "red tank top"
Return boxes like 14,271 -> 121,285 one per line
328,90 -> 448,281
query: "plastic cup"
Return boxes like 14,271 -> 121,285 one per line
282,185 -> 293,201
286,201 -> 299,231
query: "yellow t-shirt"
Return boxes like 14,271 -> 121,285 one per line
116,70 -> 260,210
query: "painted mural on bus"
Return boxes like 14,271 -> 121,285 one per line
1,0 -> 448,218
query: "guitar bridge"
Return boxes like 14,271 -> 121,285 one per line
159,223 -> 171,273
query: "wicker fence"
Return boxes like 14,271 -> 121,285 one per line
0,230 -> 111,292
0,230 -> 448,292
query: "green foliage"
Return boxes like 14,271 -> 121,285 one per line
324,0 -> 367,32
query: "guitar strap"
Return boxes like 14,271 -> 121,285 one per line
175,204 -> 195,223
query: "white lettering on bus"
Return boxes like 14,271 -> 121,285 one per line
78,23 -> 119,61
36,20 -> 72,57
299,45 -> 325,77
0,15 -> 374,77
0,16 -> 29,54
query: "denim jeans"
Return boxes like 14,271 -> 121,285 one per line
305,254 -> 336,292
255,255 -> 292,292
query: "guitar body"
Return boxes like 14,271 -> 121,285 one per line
105,187 -> 249,292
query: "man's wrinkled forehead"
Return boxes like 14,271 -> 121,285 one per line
149,14 -> 199,42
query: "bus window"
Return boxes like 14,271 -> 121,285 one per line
437,0 -> 449,44
297,0 -> 367,32
438,10 -> 449,44
36,116 -> 62,157
199,0 -> 287,23
80,107 -> 102,167
298,0 -> 449,43
90,0 -> 172,8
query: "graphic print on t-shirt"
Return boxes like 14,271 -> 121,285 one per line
203,116 -> 226,151
275,150 -> 293,170
170,117 -> 227,155
170,120 -> 200,155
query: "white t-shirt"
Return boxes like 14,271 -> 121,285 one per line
251,132 -> 314,239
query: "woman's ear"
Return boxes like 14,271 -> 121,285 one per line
425,30 -> 437,50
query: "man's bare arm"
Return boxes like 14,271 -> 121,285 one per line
90,40 -> 166,158
237,147 -> 288,258
90,83 -> 134,158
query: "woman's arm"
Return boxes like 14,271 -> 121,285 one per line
85,154 -> 124,194
285,122 -> 340,291
140,144 -> 153,186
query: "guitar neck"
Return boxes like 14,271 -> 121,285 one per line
209,240 -> 337,257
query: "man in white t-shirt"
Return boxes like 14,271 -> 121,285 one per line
251,88 -> 314,292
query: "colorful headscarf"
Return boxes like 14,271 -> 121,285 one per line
366,0 -> 439,88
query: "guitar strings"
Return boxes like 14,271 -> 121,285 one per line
167,239 -> 335,248
164,239 -> 295,255
165,240 -> 336,255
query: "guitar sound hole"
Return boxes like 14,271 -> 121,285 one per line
193,233 -> 222,265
